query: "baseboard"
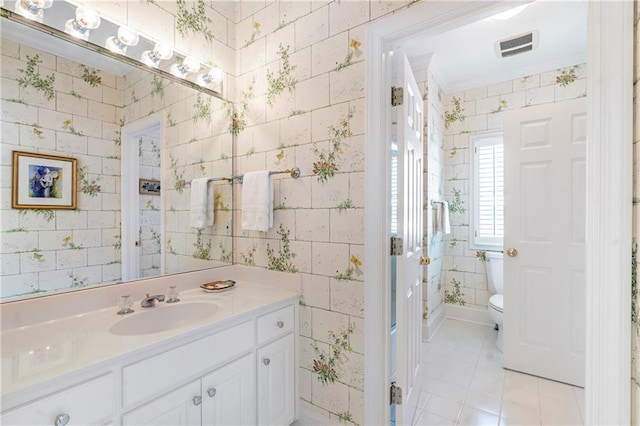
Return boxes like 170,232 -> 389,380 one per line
445,304 -> 494,326
423,303 -> 446,342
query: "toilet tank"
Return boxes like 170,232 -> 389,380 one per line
485,251 -> 503,294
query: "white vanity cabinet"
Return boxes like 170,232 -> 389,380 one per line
0,374 -> 115,425
123,355 -> 255,426
1,296 -> 298,426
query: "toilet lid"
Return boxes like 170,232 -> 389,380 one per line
489,294 -> 503,313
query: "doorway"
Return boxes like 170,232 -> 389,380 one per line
364,2 -> 632,425
121,112 -> 164,281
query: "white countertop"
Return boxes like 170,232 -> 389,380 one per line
1,278 -> 299,404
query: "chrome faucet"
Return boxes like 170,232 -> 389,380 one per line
141,293 -> 165,308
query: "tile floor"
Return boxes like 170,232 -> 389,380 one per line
408,319 -> 585,425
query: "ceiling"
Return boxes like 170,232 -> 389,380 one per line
401,0 -> 587,93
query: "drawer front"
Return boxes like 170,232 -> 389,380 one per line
123,320 -> 254,409
1,374 -> 114,425
257,305 -> 294,345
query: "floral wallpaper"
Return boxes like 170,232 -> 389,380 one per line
0,37 -> 232,299
1,39 -> 124,298
440,63 -> 587,309
231,1 -> 418,423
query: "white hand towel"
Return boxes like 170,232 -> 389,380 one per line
190,178 -> 214,228
241,171 -> 273,232
441,201 -> 451,235
433,202 -> 441,234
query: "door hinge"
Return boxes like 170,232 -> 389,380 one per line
391,86 -> 404,106
391,237 -> 403,256
390,382 -> 403,405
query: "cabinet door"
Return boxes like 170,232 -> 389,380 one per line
201,354 -> 256,425
122,380 -> 201,425
257,333 -> 295,426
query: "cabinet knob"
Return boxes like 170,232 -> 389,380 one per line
193,395 -> 202,406
55,414 -> 70,426
263,358 -> 271,366
276,320 -> 284,328
207,388 -> 217,398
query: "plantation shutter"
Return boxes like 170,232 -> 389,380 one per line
472,135 -> 504,248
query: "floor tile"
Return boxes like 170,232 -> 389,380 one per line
465,389 -> 502,416
457,406 -> 500,426
413,409 -> 455,426
424,394 -> 463,422
422,319 -> 584,426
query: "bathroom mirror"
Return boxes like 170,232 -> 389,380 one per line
0,16 -> 234,301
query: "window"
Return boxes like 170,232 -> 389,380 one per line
470,132 -> 504,249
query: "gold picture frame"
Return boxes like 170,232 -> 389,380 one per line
12,151 -> 77,210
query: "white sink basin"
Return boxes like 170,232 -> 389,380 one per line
110,302 -> 220,336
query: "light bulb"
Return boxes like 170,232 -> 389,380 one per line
141,43 -> 173,68
64,6 -> 101,41
105,26 -> 139,55
196,67 -> 223,86
170,57 -> 200,78
14,0 -> 52,22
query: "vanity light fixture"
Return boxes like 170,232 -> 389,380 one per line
170,57 -> 200,78
64,6 -> 100,41
14,0 -> 52,22
196,66 -> 224,87
105,26 -> 139,55
141,43 -> 173,68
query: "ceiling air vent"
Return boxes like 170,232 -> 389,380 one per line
496,30 -> 538,58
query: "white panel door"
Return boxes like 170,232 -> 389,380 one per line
392,53 -> 424,424
202,354 -> 256,425
503,98 -> 586,387
122,380 -> 201,425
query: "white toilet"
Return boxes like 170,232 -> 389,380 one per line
485,251 -> 504,352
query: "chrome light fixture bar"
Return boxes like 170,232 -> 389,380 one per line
0,3 -> 224,101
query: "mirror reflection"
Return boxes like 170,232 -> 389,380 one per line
1,18 -> 233,301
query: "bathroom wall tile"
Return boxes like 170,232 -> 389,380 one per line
329,208 -> 364,244
349,388 -> 365,426
329,0 -> 368,37
311,307 -> 350,342
294,5 -> 329,51
265,24 -> 296,64
513,74 -> 541,92
296,209 -> 329,242
340,350 -> 364,390
311,379 -> 350,415
525,85 -> 555,106
299,367 -> 312,402
311,33 -> 348,77
56,249 -> 87,269
311,173 -> 350,208
295,73 -> 330,112
301,273 -> 331,309
330,278 -> 364,317
311,241 -> 349,277
300,304 -> 312,337
487,80 -> 513,97
280,112 -> 312,147
329,62 -> 365,105
311,102 -> 350,142
1,273 -> 39,297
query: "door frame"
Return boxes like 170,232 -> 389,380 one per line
363,1 -> 633,425
121,112 -> 165,281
